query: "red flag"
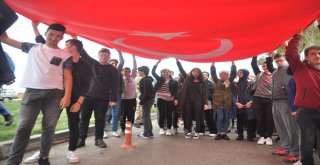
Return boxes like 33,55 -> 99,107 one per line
5,0 -> 320,62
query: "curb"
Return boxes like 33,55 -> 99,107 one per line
0,126 -> 95,160
0,113 -> 158,160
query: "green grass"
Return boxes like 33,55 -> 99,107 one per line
151,107 -> 157,113
0,101 -> 158,142
0,100 -> 95,142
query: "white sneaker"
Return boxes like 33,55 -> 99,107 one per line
111,131 -> 120,138
193,133 -> 200,139
103,132 -> 108,139
209,133 -> 217,137
266,137 -> 273,145
166,129 -> 172,136
66,151 -> 79,163
159,128 -> 165,135
293,160 -> 302,165
257,137 -> 266,145
199,133 -> 204,136
24,151 -> 40,163
185,132 -> 192,139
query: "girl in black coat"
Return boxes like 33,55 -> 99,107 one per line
177,68 -> 208,139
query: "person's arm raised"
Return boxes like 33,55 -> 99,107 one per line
117,50 -> 124,71
176,58 -> 187,78
285,32 -> 304,72
229,61 -> 237,82
31,21 -> 41,37
0,32 -> 22,49
32,21 -> 46,44
131,55 -> 137,77
266,53 -> 276,73
251,56 -> 260,75
210,62 -> 219,83
151,60 -> 161,80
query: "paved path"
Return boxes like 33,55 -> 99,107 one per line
1,120 -> 318,165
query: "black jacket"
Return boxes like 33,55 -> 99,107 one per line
80,50 -> 119,101
0,0 -> 17,85
71,59 -> 92,102
0,44 -> 15,85
139,76 -> 154,105
176,76 -> 208,114
152,65 -> 179,99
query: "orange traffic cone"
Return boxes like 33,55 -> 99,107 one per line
121,121 -> 135,150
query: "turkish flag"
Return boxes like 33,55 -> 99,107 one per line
5,0 -> 320,62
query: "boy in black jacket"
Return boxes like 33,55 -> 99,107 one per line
137,66 -> 155,138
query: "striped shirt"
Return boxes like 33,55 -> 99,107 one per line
156,79 -> 174,101
254,72 -> 272,98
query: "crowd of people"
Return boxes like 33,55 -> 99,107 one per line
0,16 -> 319,165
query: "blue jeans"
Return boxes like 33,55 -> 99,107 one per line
216,109 -> 230,134
296,108 -> 320,165
7,88 -> 64,165
0,102 -> 10,117
110,96 -> 121,132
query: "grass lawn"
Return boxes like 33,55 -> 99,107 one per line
0,100 -> 95,142
0,100 -> 158,142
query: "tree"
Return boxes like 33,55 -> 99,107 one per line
276,20 -> 320,56
257,56 -> 266,65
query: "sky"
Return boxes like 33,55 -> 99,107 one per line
2,15 -> 266,92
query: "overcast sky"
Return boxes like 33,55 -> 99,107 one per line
2,15 -> 266,92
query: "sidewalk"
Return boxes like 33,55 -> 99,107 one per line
1,119 -> 319,165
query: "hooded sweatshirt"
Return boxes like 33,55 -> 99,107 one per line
139,76 -> 155,105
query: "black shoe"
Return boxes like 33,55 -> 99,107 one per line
95,139 -> 107,148
236,135 -> 244,140
76,139 -> 85,148
222,134 -> 230,140
38,157 -> 50,165
4,114 -> 13,126
247,137 -> 254,141
215,134 -> 223,140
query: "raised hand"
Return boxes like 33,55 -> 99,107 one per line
71,35 -> 78,39
31,21 -> 40,28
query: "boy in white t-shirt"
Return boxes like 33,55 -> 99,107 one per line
0,23 -> 72,165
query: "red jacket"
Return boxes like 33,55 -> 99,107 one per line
285,34 -> 320,110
